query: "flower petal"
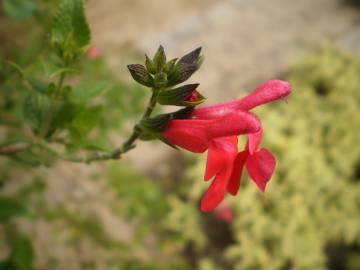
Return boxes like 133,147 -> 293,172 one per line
162,120 -> 210,153
204,137 -> 238,181
248,127 -> 263,155
208,111 -> 260,139
193,80 -> 292,119
201,167 -> 232,212
246,148 -> 276,192
204,142 -> 224,181
237,80 -> 292,111
227,150 -> 248,195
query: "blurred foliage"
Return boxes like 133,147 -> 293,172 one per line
163,45 -> 360,270
0,0 -> 147,166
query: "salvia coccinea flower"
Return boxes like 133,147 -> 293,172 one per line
162,79 -> 292,212
162,111 -> 261,153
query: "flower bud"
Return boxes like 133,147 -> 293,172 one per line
167,62 -> 198,87
178,47 -> 202,65
145,54 -> 156,74
164,58 -> 178,74
154,72 -> 168,88
153,45 -> 167,72
157,84 -> 205,106
127,64 -> 154,87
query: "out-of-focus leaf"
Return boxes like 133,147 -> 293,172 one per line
23,92 -> 51,133
52,0 -> 91,52
42,60 -> 77,78
74,137 -> 113,152
10,236 -> 34,270
69,105 -> 103,140
2,0 -> 38,21
70,82 -> 111,104
0,197 -> 26,222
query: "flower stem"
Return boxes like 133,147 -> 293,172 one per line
85,89 -> 159,162
0,88 -> 159,163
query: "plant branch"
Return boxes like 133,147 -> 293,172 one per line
0,89 -> 159,163
77,89 -> 159,163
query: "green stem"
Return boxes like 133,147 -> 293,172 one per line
80,89 -> 159,163
0,88 -> 159,163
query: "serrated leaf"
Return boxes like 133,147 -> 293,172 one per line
52,0 -> 91,54
0,197 -> 26,222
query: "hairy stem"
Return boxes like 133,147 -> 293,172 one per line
0,88 -> 159,163
79,89 -> 159,163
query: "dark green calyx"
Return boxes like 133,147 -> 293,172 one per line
167,62 -> 198,87
157,84 -> 205,106
127,64 -> 154,87
140,107 -> 193,133
164,58 -> 178,74
154,72 -> 168,88
145,54 -> 156,74
153,45 -> 167,73
178,47 -> 202,65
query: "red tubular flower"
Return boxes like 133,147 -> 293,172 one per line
162,111 -> 260,153
162,79 -> 292,212
192,80 -> 292,119
227,128 -> 276,196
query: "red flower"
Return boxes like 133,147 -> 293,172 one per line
163,80 -> 292,212
214,204 -> 234,222
163,111 -> 261,153
193,80 -> 291,119
87,46 -> 101,59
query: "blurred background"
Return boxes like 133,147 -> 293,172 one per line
1,0 -> 360,269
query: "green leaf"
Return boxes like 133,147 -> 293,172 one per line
70,82 -> 111,104
10,236 -> 34,270
2,0 -> 37,21
69,106 -> 103,140
72,137 -> 113,152
0,197 -> 26,222
16,149 -> 52,166
23,92 -> 51,133
52,0 -> 91,58
42,60 -> 77,78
